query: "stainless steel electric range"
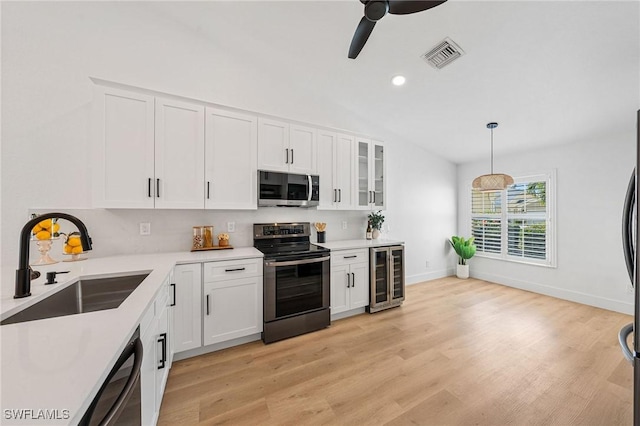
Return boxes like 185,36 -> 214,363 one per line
253,222 -> 331,344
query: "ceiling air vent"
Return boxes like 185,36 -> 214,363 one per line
422,38 -> 464,69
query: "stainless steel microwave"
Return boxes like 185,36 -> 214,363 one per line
258,170 -> 319,207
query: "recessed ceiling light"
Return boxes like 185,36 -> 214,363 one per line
391,75 -> 406,86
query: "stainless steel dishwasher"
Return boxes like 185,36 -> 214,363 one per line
80,327 -> 143,425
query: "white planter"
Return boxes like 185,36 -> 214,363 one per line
372,229 -> 381,239
456,264 -> 469,279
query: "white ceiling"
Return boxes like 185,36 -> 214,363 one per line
149,1 -> 639,164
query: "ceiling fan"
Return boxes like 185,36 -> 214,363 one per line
348,0 -> 448,59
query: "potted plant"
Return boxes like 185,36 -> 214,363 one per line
368,211 -> 385,239
449,236 -> 476,279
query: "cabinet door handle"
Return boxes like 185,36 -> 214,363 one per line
346,273 -> 351,288
343,255 -> 357,259
225,267 -> 246,272
352,272 -> 355,287
291,149 -> 294,164
207,181 -> 210,199
156,178 -> 160,198
373,191 -> 376,204
170,283 -> 176,307
285,148 -> 289,164
206,294 -> 210,316
148,178 -> 152,198
333,189 -> 337,203
157,333 -> 167,370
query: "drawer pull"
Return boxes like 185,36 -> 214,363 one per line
225,267 -> 246,272
343,255 -> 358,259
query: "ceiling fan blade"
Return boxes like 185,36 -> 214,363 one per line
388,0 -> 447,15
348,17 -> 377,59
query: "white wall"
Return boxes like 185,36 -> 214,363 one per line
457,131 -> 636,314
1,2 -> 457,285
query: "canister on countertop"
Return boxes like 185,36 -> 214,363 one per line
193,226 -> 214,249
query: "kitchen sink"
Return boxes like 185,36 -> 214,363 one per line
1,273 -> 149,326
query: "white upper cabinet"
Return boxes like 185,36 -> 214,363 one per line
355,138 -> 386,210
317,130 -> 336,208
205,108 -> 258,209
257,118 -> 289,172
93,82 -> 385,211
93,86 -> 205,209
317,131 -> 354,210
258,118 -> 316,174
288,124 -> 317,175
335,133 -> 355,209
93,86 -> 155,208
155,97 -> 205,209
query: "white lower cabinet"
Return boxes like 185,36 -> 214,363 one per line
203,276 -> 263,345
203,259 -> 263,346
330,249 -> 369,315
140,275 -> 172,426
172,258 -> 263,356
172,264 -> 203,353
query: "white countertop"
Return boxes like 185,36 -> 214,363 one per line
315,238 -> 404,251
0,248 -> 262,425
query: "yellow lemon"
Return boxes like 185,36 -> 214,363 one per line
35,230 -> 51,240
71,246 -> 83,254
38,219 -> 53,229
63,244 -> 73,254
68,236 -> 81,247
52,223 -> 60,233
32,225 -> 43,234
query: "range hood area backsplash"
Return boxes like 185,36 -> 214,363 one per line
27,208 -> 379,259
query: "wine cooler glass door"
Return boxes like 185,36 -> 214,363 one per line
391,247 -> 405,302
371,247 -> 390,308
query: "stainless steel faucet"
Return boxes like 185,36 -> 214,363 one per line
15,213 -> 93,298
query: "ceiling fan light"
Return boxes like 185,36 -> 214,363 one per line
472,173 -> 514,191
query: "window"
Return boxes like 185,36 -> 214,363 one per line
470,172 -> 555,267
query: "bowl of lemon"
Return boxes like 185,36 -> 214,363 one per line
62,232 -> 87,262
30,218 -> 61,266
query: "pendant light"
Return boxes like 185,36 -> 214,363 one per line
472,122 -> 514,191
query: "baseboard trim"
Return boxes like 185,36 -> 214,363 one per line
173,333 -> 261,361
472,271 -> 633,315
407,268 -> 455,285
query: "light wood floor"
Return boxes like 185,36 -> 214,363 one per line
158,277 -> 633,425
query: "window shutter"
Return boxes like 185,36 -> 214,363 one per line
470,176 -> 552,265
471,189 -> 502,254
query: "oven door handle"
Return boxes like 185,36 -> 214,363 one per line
265,256 -> 330,267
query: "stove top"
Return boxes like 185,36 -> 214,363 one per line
253,222 -> 329,260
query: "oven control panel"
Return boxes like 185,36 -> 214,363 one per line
254,223 -> 311,239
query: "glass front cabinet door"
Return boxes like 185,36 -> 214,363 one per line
368,245 -> 405,313
356,139 -> 385,210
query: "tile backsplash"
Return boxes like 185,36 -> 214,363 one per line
29,208 -> 375,260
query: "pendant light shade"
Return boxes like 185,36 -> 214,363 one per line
472,122 -> 514,191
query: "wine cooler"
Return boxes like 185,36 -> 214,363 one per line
367,245 -> 405,313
